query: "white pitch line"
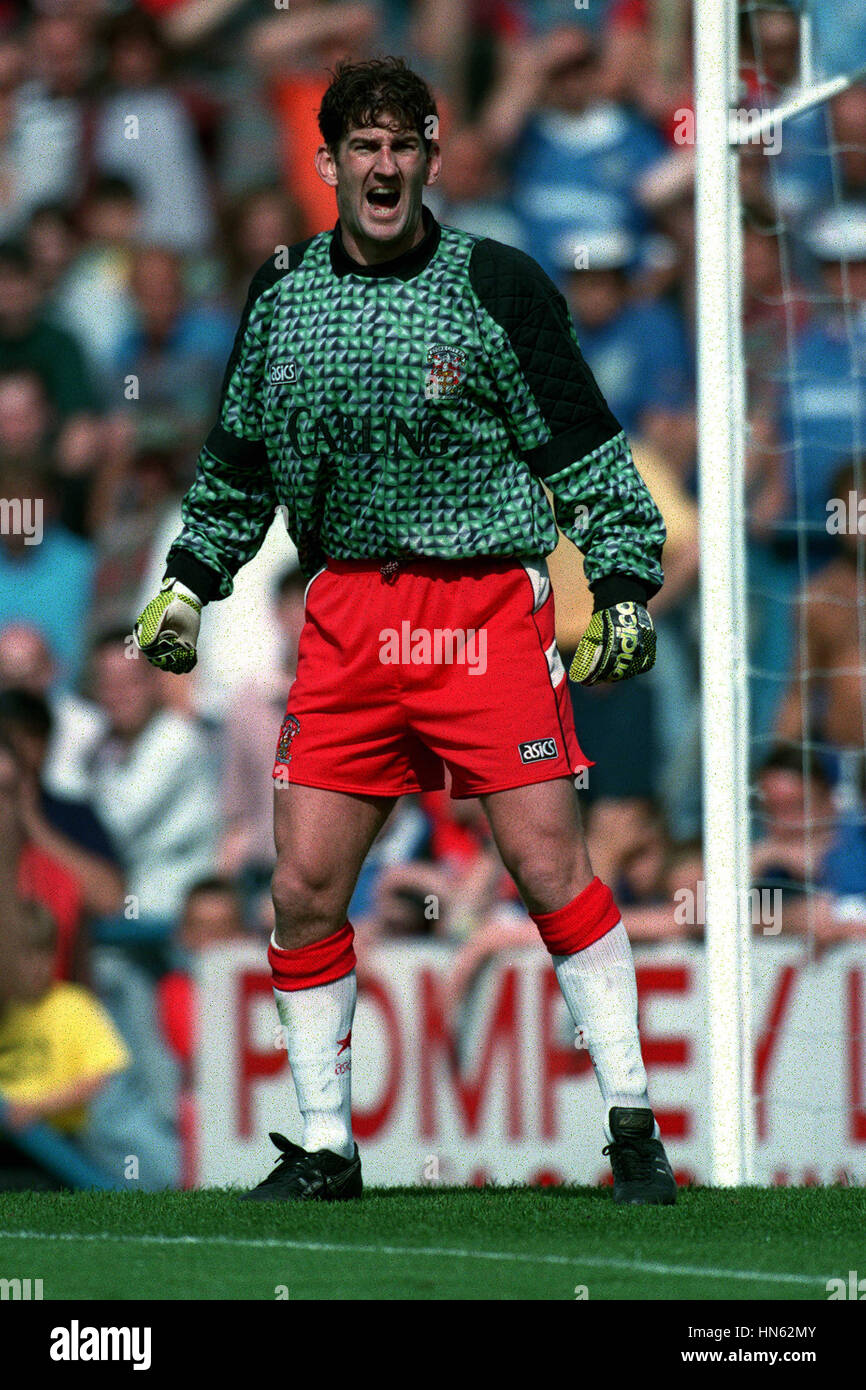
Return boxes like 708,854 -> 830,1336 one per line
0,1229 -> 829,1287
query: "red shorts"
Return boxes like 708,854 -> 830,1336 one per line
273,555 -> 590,799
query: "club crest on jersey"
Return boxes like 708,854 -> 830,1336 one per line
518,737 -> 558,764
269,360 -> 297,385
424,343 -> 467,401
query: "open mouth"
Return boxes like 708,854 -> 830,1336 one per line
366,187 -> 401,215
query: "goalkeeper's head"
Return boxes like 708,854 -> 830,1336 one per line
315,56 -> 441,266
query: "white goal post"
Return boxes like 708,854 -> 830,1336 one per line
694,0 -> 753,1188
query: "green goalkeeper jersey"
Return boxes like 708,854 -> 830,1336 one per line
166,209 -> 666,602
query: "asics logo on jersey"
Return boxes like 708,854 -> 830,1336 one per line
518,738 -> 558,764
269,360 -> 297,385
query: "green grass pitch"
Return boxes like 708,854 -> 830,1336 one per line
0,1186 -> 863,1300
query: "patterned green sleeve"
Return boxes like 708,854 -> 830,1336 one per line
165,262 -> 280,603
469,239 -> 665,601
545,431 -> 666,594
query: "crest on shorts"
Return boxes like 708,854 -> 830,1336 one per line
275,714 -> 301,768
424,343 -> 468,401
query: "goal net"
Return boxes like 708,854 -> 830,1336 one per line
697,0 -> 866,1182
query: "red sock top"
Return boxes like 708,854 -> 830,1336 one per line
530,877 -> 620,956
269,921 -> 356,991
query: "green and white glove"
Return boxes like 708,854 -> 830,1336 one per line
134,578 -> 202,675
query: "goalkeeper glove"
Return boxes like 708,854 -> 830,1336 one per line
569,599 -> 656,686
134,577 -> 202,675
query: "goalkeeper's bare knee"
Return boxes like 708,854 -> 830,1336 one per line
271,861 -> 351,950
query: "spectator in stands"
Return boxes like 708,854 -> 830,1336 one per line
635,147 -> 696,324
0,240 -> 97,422
158,876 -> 249,1084
0,365 -> 106,541
93,10 -> 213,254
222,183 -> 304,312
812,1 -> 866,79
88,441 -> 182,640
25,201 -> 80,301
743,204 -> 809,424
0,461 -> 95,684
0,732 -> 87,982
470,22 -> 666,279
0,687 -> 124,919
752,746 -> 866,942
111,244 -> 235,455
0,622 -> 106,801
48,176 -> 141,392
775,458 -> 866,779
82,934 -> 182,1191
248,1 -> 380,236
778,206 -> 866,567
742,204 -> 811,756
599,0 -> 693,138
178,876 -> 247,949
830,84 -> 866,205
0,241 -> 104,532
0,36 -> 25,238
86,628 -> 219,921
434,127 -> 526,249
0,366 -> 52,467
347,792 -> 438,942
150,875 -> 248,1187
555,225 -> 693,438
741,2 -> 834,224
361,783 -> 519,949
136,0 -> 259,54
4,16 -> 94,233
0,899 -> 130,1189
589,798 -> 669,904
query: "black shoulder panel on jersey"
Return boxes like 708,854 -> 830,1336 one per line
217,235 -> 317,399
468,238 -> 621,477
202,422 -> 269,472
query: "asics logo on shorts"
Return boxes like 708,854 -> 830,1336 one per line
518,737 -> 558,764
269,360 -> 297,385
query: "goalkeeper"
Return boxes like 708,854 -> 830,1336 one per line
135,57 -> 674,1206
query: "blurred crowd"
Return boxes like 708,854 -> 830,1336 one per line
1,0 -> 866,1188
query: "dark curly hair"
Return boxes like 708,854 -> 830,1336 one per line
318,57 -> 438,153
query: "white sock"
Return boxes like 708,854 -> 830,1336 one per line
552,919 -> 655,1142
272,960 -> 356,1159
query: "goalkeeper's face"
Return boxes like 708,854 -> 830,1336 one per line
316,116 -> 441,263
